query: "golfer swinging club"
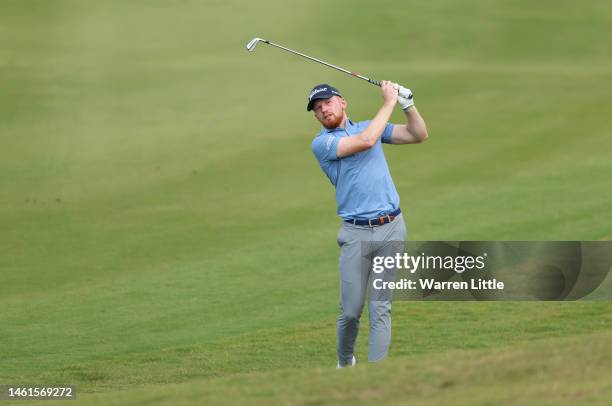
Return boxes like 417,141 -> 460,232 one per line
308,81 -> 428,367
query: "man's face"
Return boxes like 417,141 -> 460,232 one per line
312,96 -> 346,129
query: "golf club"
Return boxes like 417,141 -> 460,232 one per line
246,37 -> 413,100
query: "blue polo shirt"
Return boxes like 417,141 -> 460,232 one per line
311,118 -> 400,220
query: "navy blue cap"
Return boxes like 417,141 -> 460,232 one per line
306,84 -> 342,111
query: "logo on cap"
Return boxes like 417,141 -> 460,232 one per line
309,87 -> 328,101
306,84 -> 341,111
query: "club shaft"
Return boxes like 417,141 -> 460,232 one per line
264,40 -> 381,87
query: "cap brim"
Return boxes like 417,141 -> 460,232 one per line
307,94 -> 341,111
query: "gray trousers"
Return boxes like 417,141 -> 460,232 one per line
336,214 -> 407,366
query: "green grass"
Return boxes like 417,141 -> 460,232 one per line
49,330 -> 612,405
1,0 -> 611,404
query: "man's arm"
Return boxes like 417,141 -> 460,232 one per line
390,106 -> 429,144
337,81 -> 398,158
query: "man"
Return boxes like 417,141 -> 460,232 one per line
308,81 -> 428,368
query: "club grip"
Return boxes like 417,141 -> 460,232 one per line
370,80 -> 413,99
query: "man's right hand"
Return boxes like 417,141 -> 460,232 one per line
380,80 -> 398,107
336,81 -> 397,158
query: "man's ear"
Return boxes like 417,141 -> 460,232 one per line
340,97 -> 347,110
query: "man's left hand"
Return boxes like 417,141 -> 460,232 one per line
398,94 -> 414,111
391,83 -> 414,110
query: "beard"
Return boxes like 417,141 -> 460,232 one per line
320,113 -> 344,129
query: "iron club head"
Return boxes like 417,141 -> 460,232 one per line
246,37 -> 266,52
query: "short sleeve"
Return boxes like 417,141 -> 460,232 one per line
311,134 -> 340,162
381,123 -> 395,144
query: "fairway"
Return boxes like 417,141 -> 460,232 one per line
1,0 -> 611,404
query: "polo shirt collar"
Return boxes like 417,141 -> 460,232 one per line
325,118 -> 354,133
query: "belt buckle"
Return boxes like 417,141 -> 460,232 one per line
367,216 -> 388,227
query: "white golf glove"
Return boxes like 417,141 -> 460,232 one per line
398,95 -> 414,111
392,82 -> 415,111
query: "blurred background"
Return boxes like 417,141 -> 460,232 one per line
1,0 -> 611,404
